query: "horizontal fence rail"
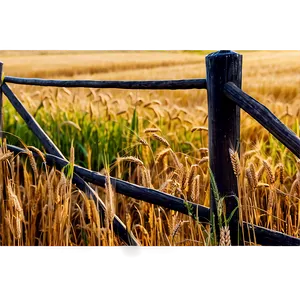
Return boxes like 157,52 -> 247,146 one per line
7,145 -> 300,246
4,76 -> 207,90
224,82 -> 300,158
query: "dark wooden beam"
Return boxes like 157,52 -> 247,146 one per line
206,51 -> 242,245
4,76 -> 207,90
224,82 -> 300,158
243,223 -> 300,246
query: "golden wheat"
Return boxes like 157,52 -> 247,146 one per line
229,148 -> 241,178
151,133 -> 170,148
275,163 -> 284,184
263,160 -> 275,184
198,156 -> 209,166
118,156 -> 144,166
155,148 -> 171,164
256,164 -> 265,182
219,226 -> 231,246
191,126 -> 208,133
0,151 -> 13,162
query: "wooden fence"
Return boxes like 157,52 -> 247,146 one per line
0,50 -> 299,246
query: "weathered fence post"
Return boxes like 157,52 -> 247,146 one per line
205,50 -> 242,245
0,61 -> 3,143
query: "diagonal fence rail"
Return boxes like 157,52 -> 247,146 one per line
224,82 -> 300,158
1,50 -> 300,246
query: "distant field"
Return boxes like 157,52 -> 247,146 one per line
0,51 -> 204,78
1,50 -> 299,103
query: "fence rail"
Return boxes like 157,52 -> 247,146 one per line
1,50 -> 300,246
4,76 -> 207,90
224,82 -> 300,158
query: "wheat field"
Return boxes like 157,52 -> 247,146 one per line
0,50 -> 299,246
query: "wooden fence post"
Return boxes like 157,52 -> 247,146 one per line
205,50 -> 242,245
0,61 -> 3,144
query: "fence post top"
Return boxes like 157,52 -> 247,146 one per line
206,48 -> 242,59
219,48 -> 232,53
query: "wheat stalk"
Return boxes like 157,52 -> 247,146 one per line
116,110 -> 127,116
173,218 -> 189,239
199,148 -> 209,155
229,148 -> 240,177
263,160 -> 275,184
27,146 -> 46,163
26,149 -> 38,180
7,181 -> 23,214
118,156 -> 144,166
84,197 -> 92,221
16,215 -> 22,240
125,211 -> 132,231
187,164 -> 198,191
267,189 -> 275,214
247,162 -> 258,190
55,173 -> 67,204
275,163 -> 284,184
151,133 -> 170,148
198,156 -> 209,166
138,137 -> 148,146
60,120 -> 82,131
191,126 -> 208,133
159,179 -> 173,192
144,128 -> 161,133
243,149 -> 259,161
0,151 -> 13,162
191,175 -> 200,203
141,167 -> 152,188
219,226 -> 231,246
169,150 -> 181,169
256,164 -> 265,182
90,200 -> 101,229
290,178 -> 299,198
105,174 -> 115,225
155,148 -> 170,164
246,168 -> 255,191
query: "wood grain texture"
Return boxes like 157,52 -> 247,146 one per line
4,76 -> 207,90
224,82 -> 300,158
